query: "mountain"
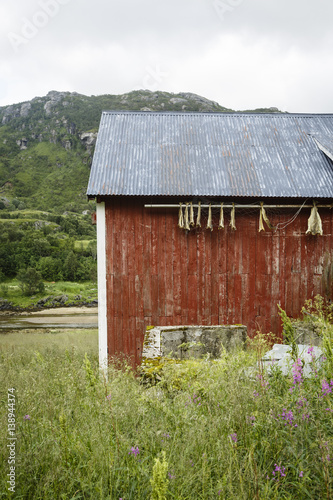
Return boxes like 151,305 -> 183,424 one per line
0,89 -> 282,213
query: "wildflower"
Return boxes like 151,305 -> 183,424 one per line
292,358 -> 303,386
299,471 -> 304,477
23,415 -> 31,420
278,409 -> 295,426
296,397 -> 308,409
230,433 -> 237,443
273,463 -> 286,478
247,416 -> 255,426
320,442 -> 331,462
106,394 -> 112,400
321,379 -> 333,397
218,490 -> 222,495
256,373 -> 270,391
168,472 -> 176,480
253,390 -> 260,398
128,446 -> 139,457
162,433 -> 170,439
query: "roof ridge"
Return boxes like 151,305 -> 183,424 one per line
101,110 -> 333,117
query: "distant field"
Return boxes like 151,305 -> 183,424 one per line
0,280 -> 98,308
0,328 -> 98,354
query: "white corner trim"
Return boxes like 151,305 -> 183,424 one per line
96,202 -> 108,370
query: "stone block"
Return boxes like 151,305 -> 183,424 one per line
143,325 -> 247,360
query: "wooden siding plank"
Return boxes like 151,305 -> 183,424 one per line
188,274 -> 198,324
211,230 -> 219,323
172,222 -> 182,320
165,209 -> 174,317
180,231 -> 188,324
143,207 -> 152,317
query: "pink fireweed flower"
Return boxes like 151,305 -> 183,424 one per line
278,409 -> 295,426
292,359 -> 303,386
23,415 -> 31,420
273,464 -> 286,478
247,415 -> 256,426
256,373 -> 270,391
321,379 -> 333,397
299,471 -> 304,477
128,446 -> 139,457
230,433 -> 237,443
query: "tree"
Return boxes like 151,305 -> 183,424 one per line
17,268 -> 45,296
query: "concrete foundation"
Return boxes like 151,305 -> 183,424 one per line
143,325 -> 247,360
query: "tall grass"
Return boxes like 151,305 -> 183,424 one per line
0,324 -> 332,499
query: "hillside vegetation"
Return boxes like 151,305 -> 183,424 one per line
0,89 -> 282,302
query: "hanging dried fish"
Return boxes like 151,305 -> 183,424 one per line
196,201 -> 201,227
306,202 -> 323,235
184,203 -> 190,231
259,202 -> 274,232
189,202 -> 195,227
178,203 -> 184,229
218,202 -> 224,229
230,203 -> 236,230
207,203 -> 213,231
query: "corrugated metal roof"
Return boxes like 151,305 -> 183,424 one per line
86,111 -> 333,198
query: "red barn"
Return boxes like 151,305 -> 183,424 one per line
87,111 -> 333,367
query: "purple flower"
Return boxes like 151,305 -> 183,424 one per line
292,359 -> 303,386
23,415 -> 31,420
296,397 -> 308,409
278,409 -> 295,426
218,490 -> 222,495
321,379 -> 333,397
299,471 -> 304,477
168,472 -> 176,480
247,416 -> 255,426
106,394 -> 112,400
273,464 -> 286,478
230,433 -> 237,443
128,446 -> 139,457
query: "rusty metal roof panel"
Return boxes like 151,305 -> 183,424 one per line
87,111 -> 333,198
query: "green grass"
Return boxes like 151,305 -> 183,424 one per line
0,324 -> 332,499
0,328 -> 98,353
74,240 -> 96,251
0,280 -> 97,308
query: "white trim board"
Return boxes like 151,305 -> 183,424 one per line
96,202 -> 108,370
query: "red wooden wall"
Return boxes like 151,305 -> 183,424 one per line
105,199 -> 333,365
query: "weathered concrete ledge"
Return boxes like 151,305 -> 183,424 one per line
143,325 -> 247,360
290,320 -> 322,346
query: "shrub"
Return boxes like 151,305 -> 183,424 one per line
17,267 -> 45,296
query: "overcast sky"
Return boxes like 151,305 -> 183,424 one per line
1,0 -> 332,112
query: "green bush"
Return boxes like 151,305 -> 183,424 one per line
17,267 -> 45,296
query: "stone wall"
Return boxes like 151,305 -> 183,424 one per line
143,325 -> 247,360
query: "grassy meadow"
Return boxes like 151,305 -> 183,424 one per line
0,303 -> 332,499
0,280 -> 97,309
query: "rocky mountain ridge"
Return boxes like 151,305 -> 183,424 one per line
0,89 -> 281,213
